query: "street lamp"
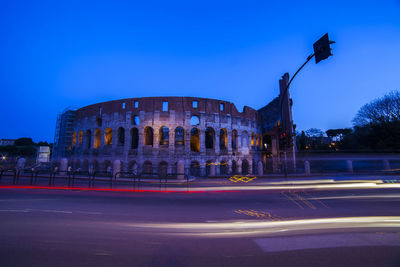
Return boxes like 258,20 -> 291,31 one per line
279,33 -> 335,175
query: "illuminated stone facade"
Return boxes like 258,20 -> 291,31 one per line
53,76 -> 296,177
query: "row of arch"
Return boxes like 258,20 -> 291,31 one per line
70,158 -> 256,176
72,126 -> 268,151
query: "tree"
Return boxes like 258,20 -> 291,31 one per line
352,91 -> 400,127
352,90 -> 400,151
305,128 -> 324,137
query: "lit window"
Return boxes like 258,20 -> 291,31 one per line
220,103 -> 224,111
162,101 -> 168,111
193,101 -> 198,108
134,101 -> 139,108
122,102 -> 126,109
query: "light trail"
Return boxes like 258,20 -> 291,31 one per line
0,179 -> 399,193
123,216 -> 400,237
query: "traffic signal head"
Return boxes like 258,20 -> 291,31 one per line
313,33 -> 335,64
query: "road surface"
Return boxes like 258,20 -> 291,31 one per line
1,177 -> 400,266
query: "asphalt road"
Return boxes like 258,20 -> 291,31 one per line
1,179 -> 400,267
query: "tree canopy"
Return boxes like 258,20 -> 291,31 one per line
352,91 -> 400,127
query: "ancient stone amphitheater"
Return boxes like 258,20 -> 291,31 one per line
53,93 -> 294,177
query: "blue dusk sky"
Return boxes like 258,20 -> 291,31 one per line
1,0 -> 400,142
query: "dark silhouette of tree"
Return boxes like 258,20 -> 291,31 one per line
352,91 -> 400,127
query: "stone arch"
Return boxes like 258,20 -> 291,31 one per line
130,127 -> 139,149
158,161 -> 168,177
103,160 -> 112,171
190,161 -> 200,177
232,160 -> 238,174
241,131 -> 249,148
258,161 -> 264,176
74,159 -> 81,170
78,131 -> 83,145
85,130 -> 92,149
94,129 -> 101,148
205,127 -> 215,149
263,135 -> 272,150
117,127 -> 125,146
219,128 -> 228,150
252,159 -> 257,174
242,159 -> 249,175
251,132 -> 255,148
82,159 -> 89,171
144,126 -> 154,146
159,126 -> 169,146
190,128 -> 200,152
256,134 -> 259,149
128,161 -> 138,175
104,128 -> 112,146
92,160 -> 99,171
143,161 -> 153,174
72,132 -> 77,147
175,127 -> 184,147
231,130 -> 238,151
220,160 -> 228,175
206,160 -> 213,176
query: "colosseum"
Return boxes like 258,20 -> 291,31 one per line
52,74 -> 296,178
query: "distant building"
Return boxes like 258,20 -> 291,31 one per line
37,146 -> 51,163
52,109 -> 76,160
0,139 -> 16,146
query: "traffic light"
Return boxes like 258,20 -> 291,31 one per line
313,33 -> 335,64
279,132 -> 287,149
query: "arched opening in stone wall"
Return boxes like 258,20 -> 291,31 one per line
206,160 -> 213,176
128,161 -> 138,174
78,131 -> 83,145
263,135 -> 272,150
205,127 -> 215,149
190,161 -> 200,177
103,160 -> 111,172
252,159 -> 257,174
74,160 -> 80,170
159,126 -> 169,146
232,130 -> 238,151
242,159 -> 249,175
220,128 -> 228,150
105,128 -> 113,146
241,131 -> 249,149
143,161 -> 153,174
190,115 -> 200,126
190,128 -> 200,152
128,161 -> 139,175
92,160 -> 99,171
117,127 -> 125,146
144,127 -> 154,146
256,134 -> 259,149
251,132 -> 255,148
85,130 -> 91,149
232,160 -> 238,174
158,161 -> 168,177
83,159 -> 89,171
175,127 -> 184,147
72,132 -> 77,147
220,160 -> 228,175
94,129 -> 101,148
130,128 -> 139,149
